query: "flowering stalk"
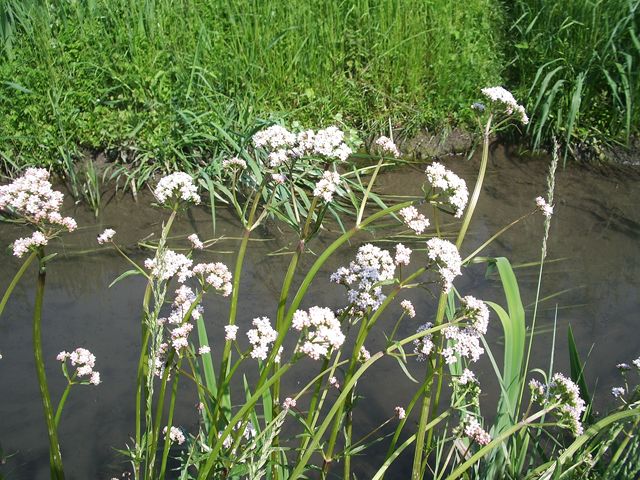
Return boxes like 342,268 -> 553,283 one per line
33,249 -> 65,480
411,114 -> 493,480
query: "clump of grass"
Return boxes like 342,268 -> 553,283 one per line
505,0 -> 640,158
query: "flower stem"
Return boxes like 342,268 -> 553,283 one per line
54,383 -> 72,428
33,249 -> 65,480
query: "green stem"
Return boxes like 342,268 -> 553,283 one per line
356,157 -> 384,225
33,249 -> 65,480
0,250 -> 37,318
54,383 -> 72,428
158,357 -> 183,480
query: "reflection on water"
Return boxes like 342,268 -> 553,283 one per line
1,146 -> 639,479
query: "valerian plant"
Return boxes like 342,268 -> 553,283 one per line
5,88 -> 632,480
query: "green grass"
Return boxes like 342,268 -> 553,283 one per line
0,0 -> 502,179
505,0 -> 640,156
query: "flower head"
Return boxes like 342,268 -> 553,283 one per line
188,233 -> 204,250
58,347 -> 101,385
192,262 -> 232,296
247,317 -> 278,361
426,238 -> 462,293
425,163 -> 468,218
399,206 -> 430,234
163,426 -> 186,445
292,307 -> 345,360
313,170 -> 341,202
97,228 -> 116,245
535,196 -> 554,217
374,136 -> 401,158
481,86 -> 529,124
225,325 -> 239,341
153,172 -> 200,205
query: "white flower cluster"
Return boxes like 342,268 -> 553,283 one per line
634,357 -> 640,370
252,124 -> 352,164
414,323 -> 434,361
535,196 -> 554,217
153,172 -> 201,205
247,317 -> 278,361
145,250 -> 193,282
358,346 -> 371,362
394,243 -> 412,266
222,156 -> 247,170
282,397 -> 297,410
271,173 -> 286,184
225,325 -> 239,341
394,406 -> 406,419
163,426 -> 186,445
463,417 -> 491,445
611,387 -> 625,398
426,238 -> 462,293
292,306 -> 345,360
425,163 -> 469,218
481,86 -> 529,124
97,228 -> 116,245
400,299 -> 416,318
313,170 -> 341,202
12,231 -> 48,258
57,347 -> 101,385
162,285 -> 204,325
0,168 -> 77,231
455,368 -> 478,386
188,233 -> 204,250
441,296 -> 489,364
192,262 -> 232,296
329,376 -> 340,389
530,373 -> 586,436
331,244 -> 396,315
374,136 -> 401,158
399,206 -> 430,234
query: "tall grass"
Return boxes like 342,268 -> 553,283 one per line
506,0 -> 640,156
0,0 -> 502,180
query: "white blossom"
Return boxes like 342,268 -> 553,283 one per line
252,125 -> 296,150
225,325 -> 239,341
426,238 -> 462,293
97,228 -> 116,244
535,196 -> 554,217
313,170 -> 341,202
293,306 -> 345,360
400,299 -> 416,318
153,172 -> 200,205
399,206 -> 430,234
163,426 -> 186,445
611,387 -> 625,398
57,347 -> 101,385
394,406 -> 406,419
145,250 -> 193,282
414,323 -> 434,361
481,86 -> 529,124
247,317 -> 278,361
464,417 -> 491,445
425,163 -> 469,218
374,136 -> 400,158
282,397 -> 297,410
222,156 -> 247,170
394,243 -> 412,266
12,231 -> 48,258
188,233 -> 204,250
192,262 -> 232,296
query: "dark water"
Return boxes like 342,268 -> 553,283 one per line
1,146 -> 639,479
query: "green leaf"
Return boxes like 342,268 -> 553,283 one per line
567,324 -> 592,420
109,269 -> 142,288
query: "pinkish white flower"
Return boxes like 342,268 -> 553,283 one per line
222,156 -> 247,170
192,262 -> 232,296
97,228 -> 116,244
313,170 -> 341,202
481,86 -> 529,124
426,238 -> 462,293
399,206 -> 430,234
0,168 -> 77,231
329,376 -> 340,389
464,417 -> 491,445
225,325 -> 239,341
271,173 -> 286,185
198,346 -> 211,355
374,136 -> 401,158
414,323 -> 434,361
282,397 -> 297,409
163,426 -> 186,445
12,231 -> 48,257
293,307 -> 345,360
247,317 -> 278,361
530,373 -> 586,436
394,243 -> 412,266
535,196 -> 554,217
400,299 -> 416,318
358,346 -> 370,363
252,125 -> 296,150
394,406 -> 406,419
188,233 -> 204,250
425,163 -> 469,218
59,347 -> 101,386
153,172 -> 200,205
145,250 -> 193,282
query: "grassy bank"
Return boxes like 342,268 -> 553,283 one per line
0,0 -> 638,186
0,0 -> 501,177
